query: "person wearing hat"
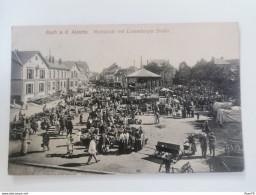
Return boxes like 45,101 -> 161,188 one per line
42,129 -> 50,151
208,132 -> 216,156
199,133 -> 208,158
159,153 -> 172,173
87,136 -> 99,165
59,115 -> 65,135
203,120 -> 210,134
66,118 -> 73,137
66,134 -> 74,157
134,128 -> 142,152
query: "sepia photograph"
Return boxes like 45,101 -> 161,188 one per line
8,23 -> 243,175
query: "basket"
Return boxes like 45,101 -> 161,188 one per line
181,162 -> 190,170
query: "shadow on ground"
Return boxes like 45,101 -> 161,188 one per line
46,153 -> 90,158
59,163 -> 87,167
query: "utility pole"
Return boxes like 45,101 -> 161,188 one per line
141,55 -> 143,68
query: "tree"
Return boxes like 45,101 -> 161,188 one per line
174,61 -> 191,85
144,62 -> 161,74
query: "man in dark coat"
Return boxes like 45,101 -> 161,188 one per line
208,132 -> 216,156
199,133 -> 208,158
59,116 -> 65,135
66,118 -> 73,136
42,130 -> 50,151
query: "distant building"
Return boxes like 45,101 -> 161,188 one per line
62,61 -> 81,92
102,63 -> 120,87
114,66 -> 138,88
212,57 -> 240,72
148,59 -> 175,86
89,72 -> 100,83
76,61 -> 90,84
47,57 -> 70,95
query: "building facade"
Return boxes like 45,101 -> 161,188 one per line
76,61 -> 90,84
11,51 -> 49,103
63,61 -> 80,92
11,50 -> 88,104
114,66 -> 138,88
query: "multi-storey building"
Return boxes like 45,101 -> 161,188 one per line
11,50 -> 49,103
62,61 -> 81,92
47,57 -> 70,95
11,50 -> 88,104
76,61 -> 90,84
114,66 -> 138,88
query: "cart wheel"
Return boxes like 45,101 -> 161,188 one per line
186,168 -> 193,173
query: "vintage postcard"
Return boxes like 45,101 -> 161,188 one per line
9,23 -> 243,175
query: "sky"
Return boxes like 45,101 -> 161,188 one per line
12,23 -> 240,72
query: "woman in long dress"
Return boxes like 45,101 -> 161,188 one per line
20,129 -> 30,155
54,120 -> 60,134
66,134 -> 74,156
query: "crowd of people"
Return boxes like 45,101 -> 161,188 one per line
12,84 -> 221,168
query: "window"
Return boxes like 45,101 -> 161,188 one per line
48,82 -> 51,90
52,82 -> 55,90
27,69 -> 34,79
39,70 -> 45,79
75,81 -> 77,86
61,81 -> 63,88
49,71 -> 51,79
26,84 -> 33,94
53,71 -> 56,78
64,81 -> 66,88
70,81 -> 73,87
71,72 -> 74,78
65,72 -> 67,78
57,82 -> 60,89
57,71 -> 59,78
61,71 -> 63,78
39,83 -> 44,92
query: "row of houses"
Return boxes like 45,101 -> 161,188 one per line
100,59 -> 175,88
11,50 -> 89,104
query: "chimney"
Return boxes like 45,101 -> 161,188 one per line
140,55 -> 143,68
52,56 -> 55,63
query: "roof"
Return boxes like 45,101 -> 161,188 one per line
12,50 -> 50,66
48,61 -> 70,70
114,68 -> 128,76
76,61 -> 89,72
126,68 -> 161,78
226,59 -> 240,66
62,61 -> 77,69
213,57 -> 230,65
